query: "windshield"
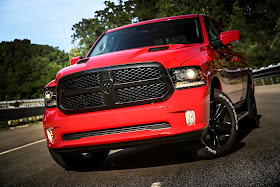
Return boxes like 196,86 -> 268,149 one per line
89,18 -> 203,57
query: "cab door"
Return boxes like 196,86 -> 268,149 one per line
219,49 -> 243,104
204,17 -> 243,104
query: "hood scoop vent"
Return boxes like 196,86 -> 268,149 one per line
149,46 -> 169,52
77,58 -> 90,64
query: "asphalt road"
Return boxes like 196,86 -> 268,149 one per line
1,84 -> 280,186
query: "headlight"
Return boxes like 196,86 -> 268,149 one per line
44,87 -> 57,107
169,66 -> 207,89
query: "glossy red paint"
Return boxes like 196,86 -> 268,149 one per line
56,44 -> 207,83
70,56 -> 81,65
45,79 -> 57,87
43,14 -> 252,154
219,30 -> 241,46
44,86 -> 209,148
199,15 -> 210,44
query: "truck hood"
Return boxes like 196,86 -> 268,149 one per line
56,44 -> 206,81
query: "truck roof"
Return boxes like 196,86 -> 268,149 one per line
107,14 -> 200,33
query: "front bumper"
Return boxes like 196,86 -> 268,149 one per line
43,86 -> 210,150
51,129 -> 206,153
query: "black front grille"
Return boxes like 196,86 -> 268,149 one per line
61,73 -> 100,91
113,67 -> 161,83
117,82 -> 168,103
58,62 -> 174,114
61,92 -> 104,110
63,122 -> 171,141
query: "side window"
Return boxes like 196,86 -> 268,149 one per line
211,20 -> 222,35
204,18 -> 219,41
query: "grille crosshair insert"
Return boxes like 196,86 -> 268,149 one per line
58,62 -> 174,114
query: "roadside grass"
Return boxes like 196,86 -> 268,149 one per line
0,115 -> 43,131
255,76 -> 280,86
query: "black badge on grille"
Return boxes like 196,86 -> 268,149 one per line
101,79 -> 113,94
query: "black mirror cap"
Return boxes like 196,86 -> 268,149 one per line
211,40 -> 223,49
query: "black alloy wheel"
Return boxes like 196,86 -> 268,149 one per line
204,100 -> 233,148
197,89 -> 238,159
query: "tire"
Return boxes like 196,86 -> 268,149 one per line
197,89 -> 239,159
245,83 -> 259,127
49,148 -> 109,170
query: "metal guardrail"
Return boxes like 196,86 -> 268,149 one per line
0,106 -> 45,121
253,64 -> 280,85
0,98 -> 44,108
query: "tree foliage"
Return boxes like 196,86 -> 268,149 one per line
71,0 -> 280,68
71,18 -> 105,57
273,17 -> 280,62
0,39 -> 68,100
95,0 -> 134,28
3,0 -> 279,100
71,0 -> 135,57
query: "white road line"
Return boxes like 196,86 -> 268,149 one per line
0,139 -> 46,155
151,182 -> 163,187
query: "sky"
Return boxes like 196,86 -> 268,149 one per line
0,0 -> 116,52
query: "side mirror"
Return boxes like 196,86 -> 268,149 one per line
211,30 -> 241,48
219,30 -> 241,46
70,56 -> 81,65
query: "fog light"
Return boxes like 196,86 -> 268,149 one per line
185,110 -> 195,126
46,128 -> 54,144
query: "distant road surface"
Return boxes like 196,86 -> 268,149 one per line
0,84 -> 280,186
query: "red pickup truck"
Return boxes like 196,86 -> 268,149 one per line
43,14 -> 259,170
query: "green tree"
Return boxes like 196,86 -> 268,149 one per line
0,39 -> 69,100
71,0 -> 135,57
132,0 -> 158,21
72,18 -> 105,57
95,0 -> 134,29
69,46 -> 83,59
270,17 -> 280,64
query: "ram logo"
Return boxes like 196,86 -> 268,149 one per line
101,79 -> 113,94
